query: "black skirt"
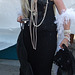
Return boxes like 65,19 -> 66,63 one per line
17,0 -> 57,75
17,23 -> 57,75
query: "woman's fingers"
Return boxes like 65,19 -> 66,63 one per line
17,16 -> 23,23
60,38 -> 69,48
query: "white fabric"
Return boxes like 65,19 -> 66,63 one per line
52,8 -> 75,75
55,8 -> 75,52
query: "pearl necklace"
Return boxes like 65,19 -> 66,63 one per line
29,0 -> 49,50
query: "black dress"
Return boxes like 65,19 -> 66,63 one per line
17,0 -> 57,75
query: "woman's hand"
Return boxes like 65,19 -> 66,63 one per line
17,16 -> 23,23
60,38 -> 69,48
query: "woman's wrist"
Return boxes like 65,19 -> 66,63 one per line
64,30 -> 71,41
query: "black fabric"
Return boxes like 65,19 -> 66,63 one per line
53,44 -> 75,75
17,0 -> 57,75
17,28 -> 57,75
56,44 -> 75,75
37,0 -> 56,31
57,67 -> 72,75
17,30 -> 34,75
53,44 -> 72,71
28,0 -> 56,31
23,25 -> 57,75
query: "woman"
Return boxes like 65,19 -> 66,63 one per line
17,0 -> 70,75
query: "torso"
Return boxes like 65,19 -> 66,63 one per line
26,0 -> 56,31
37,0 -> 56,31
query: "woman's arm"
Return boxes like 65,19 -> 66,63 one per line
54,0 -> 66,14
54,0 -> 70,48
54,0 -> 70,30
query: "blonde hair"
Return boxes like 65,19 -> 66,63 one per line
20,0 -> 30,18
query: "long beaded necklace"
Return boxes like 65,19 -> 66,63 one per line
29,0 -> 49,50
